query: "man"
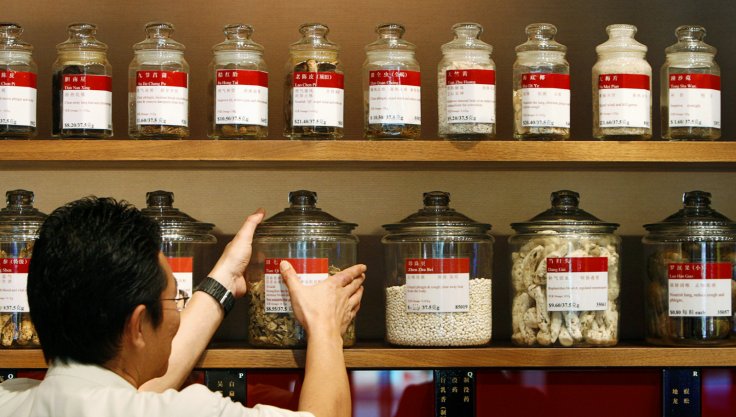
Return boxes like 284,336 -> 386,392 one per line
0,197 -> 366,417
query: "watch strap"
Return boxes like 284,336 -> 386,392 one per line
195,277 -> 235,316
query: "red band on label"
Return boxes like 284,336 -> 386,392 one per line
265,258 -> 329,274
369,70 -> 421,87
598,73 -> 650,90
669,74 -> 721,90
136,70 -> 188,88
446,69 -> 495,86
546,257 -> 608,273
668,262 -> 732,279
521,73 -> 570,89
0,70 -> 37,88
62,74 -> 112,92
0,258 -> 30,274
405,258 -> 470,274
167,257 -> 193,273
216,70 -> 268,87
292,72 -> 344,89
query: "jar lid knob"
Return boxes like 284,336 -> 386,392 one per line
550,190 -> 580,210
289,190 -> 317,207
146,190 -> 175,207
6,189 -> 34,208
682,190 -> 711,208
423,191 -> 451,208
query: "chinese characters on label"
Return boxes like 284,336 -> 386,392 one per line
546,257 -> 608,311
405,258 -> 470,313
135,70 -> 189,126
445,69 -> 495,124
368,70 -> 421,125
668,74 -> 721,128
597,73 -> 650,128
668,262 -> 732,317
520,73 -> 570,128
0,71 -> 36,127
215,70 -> 268,126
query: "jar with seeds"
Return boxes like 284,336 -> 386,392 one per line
208,24 -> 268,139
284,23 -> 344,139
438,22 -> 495,140
661,25 -> 720,140
128,22 -> 189,139
513,23 -> 570,140
592,24 -> 651,140
0,190 -> 47,348
382,191 -> 493,346
363,23 -> 420,139
246,190 -> 358,347
0,23 -> 37,139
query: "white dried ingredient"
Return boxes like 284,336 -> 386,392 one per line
592,58 -> 652,139
386,278 -> 491,346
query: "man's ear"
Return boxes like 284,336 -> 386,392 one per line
123,304 -> 149,349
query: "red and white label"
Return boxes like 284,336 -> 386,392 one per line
519,73 -> 570,128
167,257 -> 193,298
546,257 -> 608,312
405,258 -> 469,313
445,69 -> 495,124
668,74 -> 721,128
61,74 -> 112,130
264,258 -> 329,313
0,70 -> 36,128
215,69 -> 268,126
0,258 -> 30,313
668,262 -> 732,317
135,70 -> 188,126
292,72 -> 343,128
597,74 -> 650,129
368,70 -> 421,125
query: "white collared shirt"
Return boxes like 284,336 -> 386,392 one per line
0,361 -> 315,417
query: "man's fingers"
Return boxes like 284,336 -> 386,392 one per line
333,264 -> 367,287
347,286 -> 364,312
343,273 -> 365,295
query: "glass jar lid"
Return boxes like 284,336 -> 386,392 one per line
365,23 -> 416,52
0,23 -> 32,53
595,24 -> 647,55
56,22 -> 108,53
441,22 -> 492,53
140,190 -> 216,243
511,190 -> 619,233
289,23 -> 339,52
256,190 -> 357,236
515,23 -> 566,53
382,191 -> 491,235
0,190 -> 47,239
133,22 -> 185,52
643,191 -> 736,240
213,23 -> 263,53
665,25 -> 716,55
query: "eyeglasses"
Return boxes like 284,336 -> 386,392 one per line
161,295 -> 190,312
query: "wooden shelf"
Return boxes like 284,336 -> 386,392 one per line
5,343 -> 736,369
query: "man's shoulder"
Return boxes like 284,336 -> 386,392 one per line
0,377 -> 41,416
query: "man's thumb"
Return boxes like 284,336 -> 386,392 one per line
280,260 -> 301,289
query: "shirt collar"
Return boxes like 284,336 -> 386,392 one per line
46,360 -> 137,390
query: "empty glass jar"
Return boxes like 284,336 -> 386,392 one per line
382,191 -> 493,346
0,23 -> 37,139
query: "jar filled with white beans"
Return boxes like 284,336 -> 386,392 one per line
382,191 -> 493,347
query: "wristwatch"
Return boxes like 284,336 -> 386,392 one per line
195,277 -> 235,316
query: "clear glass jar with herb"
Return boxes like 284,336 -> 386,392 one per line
0,23 -> 37,139
209,24 -> 268,139
363,23 -> 420,139
284,23 -> 344,139
128,22 -> 189,139
52,23 -> 112,139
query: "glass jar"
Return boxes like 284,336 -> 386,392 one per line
0,23 -> 37,139
513,23 -> 570,140
208,24 -> 268,139
438,22 -> 495,140
128,22 -> 189,139
382,191 -> 493,346
643,191 -> 736,346
509,190 -> 621,347
246,190 -> 357,347
284,23 -> 344,139
52,23 -> 112,138
661,25 -> 720,140
140,190 -> 216,300
0,190 -> 47,348
592,24 -> 651,140
363,23 -> 420,139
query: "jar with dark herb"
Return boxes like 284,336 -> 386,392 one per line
0,190 -> 47,348
129,22 -> 189,139
0,23 -> 37,139
643,191 -> 736,346
52,23 -> 112,138
661,26 -> 720,140
284,23 -> 343,139
513,23 -> 570,140
209,24 -> 268,139
363,23 -> 420,139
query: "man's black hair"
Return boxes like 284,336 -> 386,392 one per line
27,197 -> 166,365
